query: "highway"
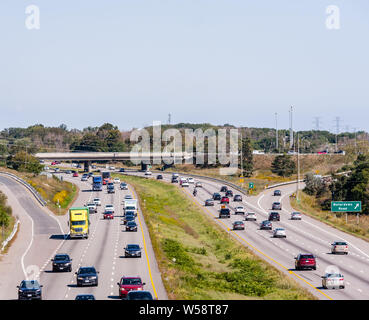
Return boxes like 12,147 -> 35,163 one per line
124,170 -> 369,300
0,172 -> 166,300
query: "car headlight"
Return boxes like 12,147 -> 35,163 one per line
90,276 -> 97,279
137,287 -> 143,291
77,277 -> 84,280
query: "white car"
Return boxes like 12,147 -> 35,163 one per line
93,198 -> 101,206
321,273 -> 345,289
291,212 -> 302,220
86,203 -> 97,213
234,206 -> 245,215
144,171 -> 152,176
104,204 -> 115,213
81,176 -> 88,181
273,228 -> 286,238
195,182 -> 202,187
113,178 -> 121,184
109,166 -> 115,170
245,212 -> 257,221
181,182 -> 189,187
188,177 -> 195,184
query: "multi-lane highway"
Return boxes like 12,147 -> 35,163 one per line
125,170 -> 369,300
0,172 -> 166,300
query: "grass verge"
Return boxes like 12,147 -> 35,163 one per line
119,174 -> 315,300
291,192 -> 369,243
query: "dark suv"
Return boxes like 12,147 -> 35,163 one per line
124,244 -> 142,258
51,254 -> 72,272
273,190 -> 281,196
260,220 -> 272,230
17,280 -> 43,300
75,267 -> 99,287
219,208 -> 231,218
225,190 -> 233,197
107,184 -> 115,194
233,194 -> 242,202
213,193 -> 221,200
220,186 -> 228,192
268,212 -> 280,221
295,254 -> 316,270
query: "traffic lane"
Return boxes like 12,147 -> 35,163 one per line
40,177 -> 99,300
0,175 -> 64,300
257,188 -> 369,279
0,182 -> 33,300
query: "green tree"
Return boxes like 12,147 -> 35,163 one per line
7,151 -> 43,174
0,192 -> 12,240
271,154 -> 296,177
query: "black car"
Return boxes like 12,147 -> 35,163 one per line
171,178 -> 178,183
219,208 -> 231,218
124,244 -> 142,257
75,294 -> 95,300
156,175 -> 163,180
225,190 -> 233,197
268,212 -> 280,221
233,194 -> 242,202
51,254 -> 72,272
119,168 -> 125,172
107,185 -> 115,194
123,212 -> 135,224
220,186 -> 228,192
126,221 -> 138,232
127,291 -> 154,300
213,193 -> 221,200
17,280 -> 43,300
273,190 -> 281,196
260,220 -> 272,230
75,267 -> 99,287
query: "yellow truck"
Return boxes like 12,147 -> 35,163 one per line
68,207 -> 90,239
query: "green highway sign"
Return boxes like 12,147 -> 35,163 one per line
249,182 -> 254,189
331,201 -> 362,213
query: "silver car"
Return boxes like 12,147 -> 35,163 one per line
321,273 -> 345,289
245,212 -> 257,221
234,206 -> 245,215
273,228 -> 286,238
86,203 -> 97,213
93,198 -> 101,206
291,212 -> 302,220
331,241 -> 348,255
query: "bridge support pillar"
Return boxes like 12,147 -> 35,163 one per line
83,161 -> 90,172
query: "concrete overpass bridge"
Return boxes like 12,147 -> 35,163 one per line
35,152 -> 195,171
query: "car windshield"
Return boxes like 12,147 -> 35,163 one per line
127,244 -> 140,250
106,205 -> 113,208
122,278 -> 142,285
93,199 -> 100,202
300,255 -> 314,259
128,292 -> 153,300
126,211 -> 135,216
126,217 -> 135,222
71,221 -> 86,226
54,255 -> 69,261
326,273 -> 341,278
21,280 -> 39,289
334,242 -> 347,246
79,267 -> 96,274
87,203 -> 95,207
235,222 -> 243,224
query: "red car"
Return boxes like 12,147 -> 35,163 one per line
294,253 -> 316,270
103,178 -> 109,185
220,196 -> 229,204
117,276 -> 145,299
51,161 -> 57,166
104,211 -> 114,220
73,172 -> 79,177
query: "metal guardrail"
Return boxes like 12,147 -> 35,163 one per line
1,219 -> 19,252
0,171 -> 47,206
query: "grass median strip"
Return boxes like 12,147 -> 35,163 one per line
120,174 -> 315,300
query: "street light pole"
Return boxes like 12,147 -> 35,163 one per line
296,133 -> 300,202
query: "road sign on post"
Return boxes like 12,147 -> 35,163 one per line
331,201 -> 362,213
249,182 -> 254,189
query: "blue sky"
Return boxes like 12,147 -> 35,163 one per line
0,1 -> 368,132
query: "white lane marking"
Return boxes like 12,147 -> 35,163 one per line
21,208 -> 34,279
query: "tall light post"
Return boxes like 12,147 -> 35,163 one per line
275,113 -> 278,153
296,133 -> 300,203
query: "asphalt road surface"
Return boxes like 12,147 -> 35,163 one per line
0,173 -> 166,300
125,170 -> 369,300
